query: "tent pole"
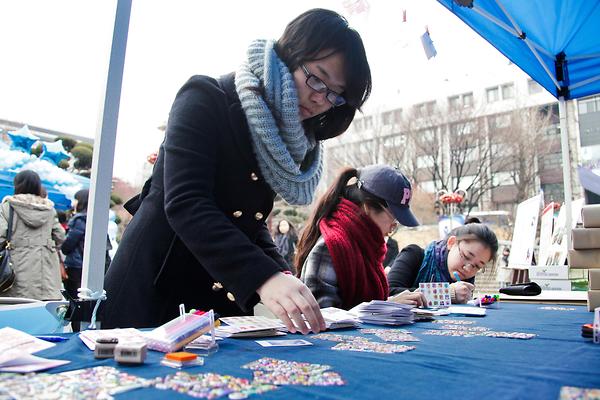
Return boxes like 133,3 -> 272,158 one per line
79,0 -> 131,328
558,96 -> 573,250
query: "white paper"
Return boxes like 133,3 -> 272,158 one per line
256,339 -> 313,347
0,354 -> 70,373
78,328 -> 146,351
0,327 -> 54,364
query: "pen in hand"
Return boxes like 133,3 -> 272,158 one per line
453,271 -> 461,282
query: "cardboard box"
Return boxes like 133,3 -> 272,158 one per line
588,289 -> 600,311
582,205 -> 600,228
528,266 -> 586,280
572,228 -> 600,249
536,279 -> 588,291
529,266 -> 569,280
567,249 -> 600,269
589,269 -> 600,290
536,279 -> 572,291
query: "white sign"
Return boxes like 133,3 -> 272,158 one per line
508,193 -> 543,268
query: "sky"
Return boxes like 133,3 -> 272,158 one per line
0,0 -> 517,184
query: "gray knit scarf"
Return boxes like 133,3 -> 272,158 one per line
235,39 -> 323,205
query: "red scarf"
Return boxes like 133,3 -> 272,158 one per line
319,198 -> 389,309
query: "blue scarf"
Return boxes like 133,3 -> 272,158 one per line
414,240 -> 452,284
235,39 -> 323,205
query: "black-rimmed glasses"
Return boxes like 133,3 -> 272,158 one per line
458,242 -> 488,273
301,65 -> 346,107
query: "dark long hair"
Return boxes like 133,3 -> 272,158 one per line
275,8 -> 372,141
74,189 -> 89,213
448,223 -> 499,263
294,167 -> 386,276
13,170 -> 43,196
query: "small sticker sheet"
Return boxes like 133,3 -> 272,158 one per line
0,366 -> 151,399
360,328 -> 420,342
559,386 -> 600,400
432,319 -> 475,325
256,339 -> 313,347
422,329 -> 481,338
242,357 -> 345,387
152,371 -> 276,399
312,333 -> 367,343
439,325 -> 490,332
331,341 -> 416,354
484,331 -> 536,340
419,282 -> 452,308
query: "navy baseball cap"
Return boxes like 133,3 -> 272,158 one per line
357,165 -> 419,227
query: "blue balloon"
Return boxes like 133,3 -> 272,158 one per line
40,141 -> 70,165
7,126 -> 39,153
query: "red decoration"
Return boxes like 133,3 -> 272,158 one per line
147,152 -> 158,165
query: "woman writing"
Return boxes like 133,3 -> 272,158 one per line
388,223 -> 498,303
297,165 -> 425,310
103,9 -> 372,333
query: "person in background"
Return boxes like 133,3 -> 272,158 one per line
273,219 -> 298,272
383,235 -> 399,269
388,223 -> 499,304
103,8 -> 372,332
0,170 -> 65,300
60,189 -> 88,331
296,165 -> 426,310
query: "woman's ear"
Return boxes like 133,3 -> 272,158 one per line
447,235 -> 458,248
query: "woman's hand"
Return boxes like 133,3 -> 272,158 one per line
388,290 -> 427,307
257,273 -> 326,334
450,282 -> 475,303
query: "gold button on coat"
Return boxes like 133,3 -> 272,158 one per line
212,282 -> 223,291
254,212 -> 263,220
227,292 -> 236,302
250,172 -> 258,181
232,211 -> 243,218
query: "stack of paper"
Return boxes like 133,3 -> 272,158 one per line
320,307 -> 361,330
78,328 -> 146,350
217,316 -> 287,338
350,301 -> 414,325
0,327 -> 69,372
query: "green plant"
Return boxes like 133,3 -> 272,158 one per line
71,146 -> 93,169
31,143 -> 43,157
55,136 -> 77,152
110,193 -> 123,205
57,159 -> 69,169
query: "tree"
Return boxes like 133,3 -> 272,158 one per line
489,104 -> 556,204
55,136 -> 77,152
71,145 -> 93,170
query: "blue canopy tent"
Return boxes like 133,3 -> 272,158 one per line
437,0 -> 600,246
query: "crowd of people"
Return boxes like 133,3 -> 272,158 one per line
1,8 -> 500,334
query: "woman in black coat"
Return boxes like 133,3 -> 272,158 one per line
102,9 -> 372,333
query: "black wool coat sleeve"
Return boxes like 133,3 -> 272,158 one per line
387,244 -> 424,296
102,74 -> 289,328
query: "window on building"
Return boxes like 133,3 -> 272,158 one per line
579,96 -> 600,114
501,83 -> 515,99
393,109 -> 403,123
419,180 -> 436,193
528,79 -> 543,94
364,116 -> 373,129
425,101 -> 436,114
492,171 -> 513,186
382,111 -> 392,125
420,129 -> 435,142
448,95 -> 460,110
490,114 -> 511,129
463,92 -> 474,107
417,155 -> 434,169
486,87 -> 500,103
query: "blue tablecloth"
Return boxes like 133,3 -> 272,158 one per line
29,303 -> 600,399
